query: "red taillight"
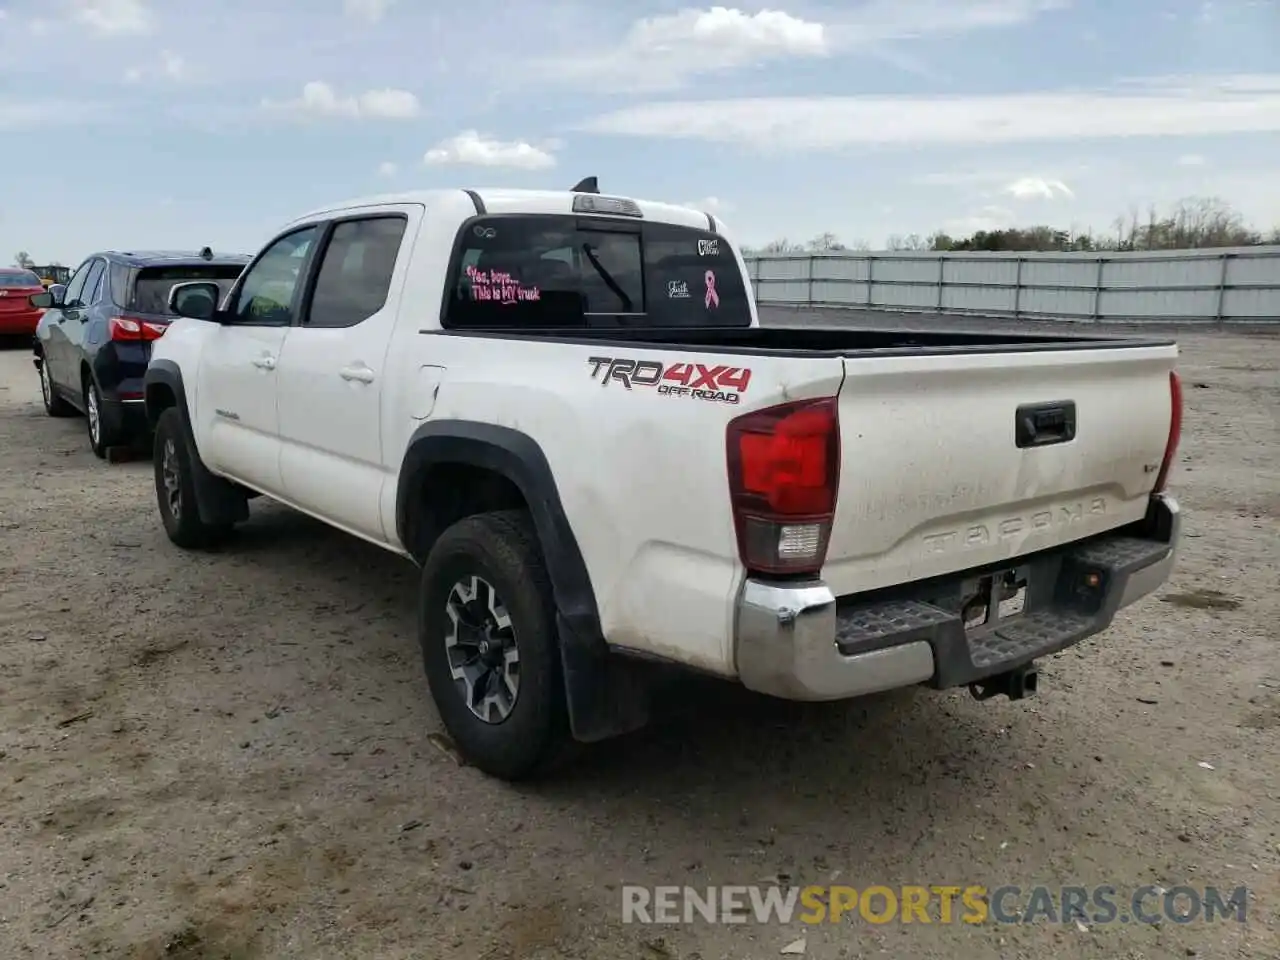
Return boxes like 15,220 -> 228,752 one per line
1152,371 -> 1182,494
726,396 -> 841,576
109,316 -> 167,341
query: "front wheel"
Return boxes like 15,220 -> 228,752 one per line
153,407 -> 233,549
418,510 -> 570,780
38,357 -> 74,417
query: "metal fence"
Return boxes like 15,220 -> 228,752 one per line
743,245 -> 1280,324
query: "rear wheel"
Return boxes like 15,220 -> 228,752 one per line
153,407 -> 233,548
418,510 -> 571,780
83,374 -> 124,459
38,357 -> 74,417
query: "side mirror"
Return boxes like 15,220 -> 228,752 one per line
168,280 -> 221,321
28,291 -> 54,309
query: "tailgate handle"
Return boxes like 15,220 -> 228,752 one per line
1016,400 -> 1076,448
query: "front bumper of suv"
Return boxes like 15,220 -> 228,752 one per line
733,494 -> 1181,701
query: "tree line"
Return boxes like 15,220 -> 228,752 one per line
744,196 -> 1280,255
12,251 -> 63,268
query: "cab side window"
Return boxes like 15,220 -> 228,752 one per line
305,216 -> 407,329
226,226 -> 319,326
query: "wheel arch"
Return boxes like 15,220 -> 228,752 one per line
143,359 -> 187,430
143,360 -> 248,526
397,420 -> 600,628
398,420 -> 648,743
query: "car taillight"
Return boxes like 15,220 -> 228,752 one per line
109,316 -> 167,341
1152,370 -> 1183,494
726,396 -> 840,577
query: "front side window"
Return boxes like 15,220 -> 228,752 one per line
443,215 -> 750,330
62,259 -> 94,306
306,216 -> 407,328
227,226 -> 318,325
76,259 -> 106,307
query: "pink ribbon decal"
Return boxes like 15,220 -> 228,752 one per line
704,270 -> 719,308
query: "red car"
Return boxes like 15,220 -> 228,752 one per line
0,268 -> 47,336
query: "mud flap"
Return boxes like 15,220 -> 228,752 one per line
556,612 -> 650,743
174,407 -> 249,527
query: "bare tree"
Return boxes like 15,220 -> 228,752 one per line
886,233 -> 929,251
806,232 -> 846,252
745,197 -> 1279,256
13,251 -> 34,268
755,238 -> 806,254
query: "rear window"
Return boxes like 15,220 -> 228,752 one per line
0,270 -> 41,287
443,215 -> 751,329
130,264 -> 244,314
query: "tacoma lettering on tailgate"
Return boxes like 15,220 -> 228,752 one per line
921,498 -> 1108,554
586,356 -> 752,405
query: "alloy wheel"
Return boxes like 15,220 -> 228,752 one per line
86,385 -> 100,445
443,575 -> 520,723
161,438 -> 182,521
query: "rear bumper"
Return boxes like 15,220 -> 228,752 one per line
0,311 -> 42,334
101,396 -> 149,437
733,493 -> 1181,701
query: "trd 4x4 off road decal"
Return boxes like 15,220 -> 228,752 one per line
586,356 -> 751,405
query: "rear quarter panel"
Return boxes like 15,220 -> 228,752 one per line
373,195 -> 804,674
400,334 -> 844,674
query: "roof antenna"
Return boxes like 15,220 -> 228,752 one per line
571,176 -> 599,194
199,246 -> 213,260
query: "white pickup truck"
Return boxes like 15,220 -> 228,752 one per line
143,181 -> 1183,780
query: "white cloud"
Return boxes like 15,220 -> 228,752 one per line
423,130 -> 556,170
261,81 -> 420,120
0,98 -> 108,131
536,1 -> 1065,92
941,206 -> 1018,235
71,0 -> 153,36
682,196 -> 735,214
1178,153 -> 1207,166
376,160 -> 398,177
1004,177 -> 1074,200
578,75 -> 1280,150
124,49 -> 186,83
534,6 -> 829,93
344,0 -> 394,22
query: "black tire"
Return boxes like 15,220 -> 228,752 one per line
418,509 -> 571,781
37,355 -> 74,417
83,373 -> 124,459
153,406 -> 233,549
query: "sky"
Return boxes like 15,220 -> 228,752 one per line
1,0 -> 1279,263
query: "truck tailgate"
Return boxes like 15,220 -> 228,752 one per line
822,343 -> 1178,597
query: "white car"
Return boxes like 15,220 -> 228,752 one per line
143,182 -> 1183,780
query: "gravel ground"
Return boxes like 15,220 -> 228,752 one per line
0,313 -> 1277,960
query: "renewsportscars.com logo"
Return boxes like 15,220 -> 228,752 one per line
587,356 -> 752,405
620,884 -> 1250,926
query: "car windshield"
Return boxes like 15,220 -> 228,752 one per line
0,270 -> 42,287
130,264 -> 245,314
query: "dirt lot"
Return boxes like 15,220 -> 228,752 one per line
0,317 -> 1277,960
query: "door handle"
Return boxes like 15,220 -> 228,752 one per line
252,355 -> 277,370
1015,400 -> 1076,448
339,365 -> 375,383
